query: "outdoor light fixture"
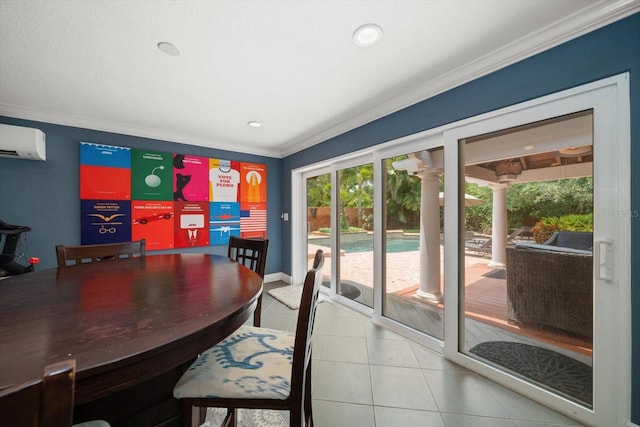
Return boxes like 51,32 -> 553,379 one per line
353,23 -> 383,47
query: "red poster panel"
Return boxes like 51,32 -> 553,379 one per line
174,202 -> 209,248
240,202 -> 267,239
131,201 -> 175,250
80,165 -> 131,200
239,163 -> 267,203
79,142 -> 131,200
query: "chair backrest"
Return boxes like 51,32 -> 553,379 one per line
227,236 -> 269,278
56,239 -> 146,268
0,359 -> 75,427
507,226 -> 530,242
290,250 -> 324,416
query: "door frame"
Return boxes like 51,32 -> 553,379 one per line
293,165 -> 332,287
441,73 -> 631,426
291,73 -> 631,425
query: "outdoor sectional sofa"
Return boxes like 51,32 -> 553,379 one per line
506,231 -> 593,340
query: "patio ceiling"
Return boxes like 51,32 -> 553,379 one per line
463,110 -> 593,186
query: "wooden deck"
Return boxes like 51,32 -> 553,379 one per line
393,262 -> 593,356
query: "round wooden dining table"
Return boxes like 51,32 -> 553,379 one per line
0,253 -> 263,426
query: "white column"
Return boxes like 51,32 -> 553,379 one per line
488,183 -> 508,268
415,170 -> 443,302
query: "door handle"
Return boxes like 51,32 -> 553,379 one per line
595,239 -> 613,282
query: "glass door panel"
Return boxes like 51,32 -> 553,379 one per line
460,111 -> 594,407
337,163 -> 374,307
382,149 -> 444,339
306,173 -> 332,290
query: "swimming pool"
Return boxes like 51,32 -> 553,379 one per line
310,233 -> 420,253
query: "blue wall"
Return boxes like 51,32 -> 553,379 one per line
282,13 -> 639,422
1,12 -> 638,423
0,119 -> 282,274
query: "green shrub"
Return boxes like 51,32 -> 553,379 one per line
531,213 -> 593,243
531,221 -> 559,243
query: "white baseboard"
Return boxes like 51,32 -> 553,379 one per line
264,272 -> 290,284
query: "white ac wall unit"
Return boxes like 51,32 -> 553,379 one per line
0,123 -> 46,161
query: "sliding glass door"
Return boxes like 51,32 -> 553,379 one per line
382,148 -> 445,340
459,111 -> 594,407
336,162 -> 374,308
305,172 -> 332,290
292,74 -> 630,426
442,76 -> 629,426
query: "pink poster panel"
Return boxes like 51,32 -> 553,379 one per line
173,154 -> 209,202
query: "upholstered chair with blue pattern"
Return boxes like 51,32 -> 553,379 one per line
174,249 -> 324,427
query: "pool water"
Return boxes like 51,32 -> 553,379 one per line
310,234 -> 420,253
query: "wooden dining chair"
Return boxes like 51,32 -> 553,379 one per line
55,239 -> 146,268
227,236 -> 269,326
0,359 -> 110,427
173,249 -> 324,427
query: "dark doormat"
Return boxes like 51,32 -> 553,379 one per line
322,280 -> 362,300
339,281 -> 362,300
482,269 -> 506,280
469,341 -> 592,405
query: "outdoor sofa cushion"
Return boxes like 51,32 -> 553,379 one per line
543,231 -> 593,251
514,242 -> 591,255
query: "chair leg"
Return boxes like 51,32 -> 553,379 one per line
181,400 -> 199,427
253,295 -> 262,327
198,407 -> 207,425
222,408 -> 238,427
290,406 -> 303,427
304,361 -> 313,426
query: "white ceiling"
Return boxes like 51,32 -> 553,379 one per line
0,1 -> 637,158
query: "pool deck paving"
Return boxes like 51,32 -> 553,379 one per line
308,243 -> 592,359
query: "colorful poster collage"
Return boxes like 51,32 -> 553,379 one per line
79,142 -> 267,249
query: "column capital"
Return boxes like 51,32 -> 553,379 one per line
417,167 -> 442,179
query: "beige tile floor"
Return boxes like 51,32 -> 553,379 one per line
252,281 -> 586,427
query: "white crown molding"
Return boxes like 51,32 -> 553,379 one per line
277,0 -> 640,158
0,103 -> 277,158
2,1 -> 637,159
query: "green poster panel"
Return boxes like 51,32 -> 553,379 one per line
131,149 -> 173,200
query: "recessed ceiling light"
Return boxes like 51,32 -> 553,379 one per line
247,121 -> 262,128
353,23 -> 383,47
157,42 -> 181,56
